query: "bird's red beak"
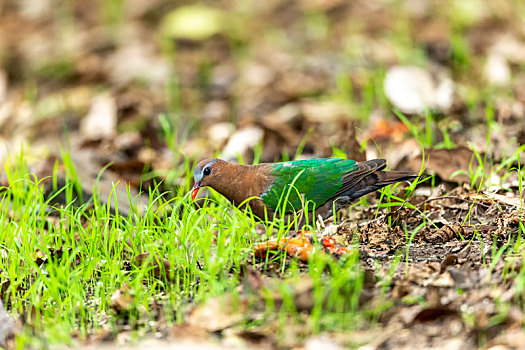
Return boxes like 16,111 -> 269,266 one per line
191,181 -> 202,200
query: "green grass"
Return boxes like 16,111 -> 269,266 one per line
1,150 -> 390,348
2,129 -> 525,348
3,0 -> 525,347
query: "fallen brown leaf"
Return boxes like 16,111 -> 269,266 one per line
409,146 -> 478,183
0,300 -> 15,349
110,283 -> 134,313
188,294 -> 248,332
134,253 -> 172,280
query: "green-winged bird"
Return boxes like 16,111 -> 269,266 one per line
191,158 -> 417,223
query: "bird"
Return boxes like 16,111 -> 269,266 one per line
191,158 -> 418,224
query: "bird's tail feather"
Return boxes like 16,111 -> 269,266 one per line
345,170 -> 418,200
375,170 -> 419,186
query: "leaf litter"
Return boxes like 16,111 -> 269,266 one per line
2,0 -> 525,349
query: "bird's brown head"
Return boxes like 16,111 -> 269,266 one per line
191,158 -> 226,200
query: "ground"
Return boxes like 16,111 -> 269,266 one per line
1,0 -> 525,349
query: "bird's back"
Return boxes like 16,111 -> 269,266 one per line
260,158 -> 358,213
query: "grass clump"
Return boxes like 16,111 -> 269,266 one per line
0,153 -> 378,347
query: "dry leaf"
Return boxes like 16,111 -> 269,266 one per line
110,283 -> 134,313
220,126 -> 264,162
134,253 -> 172,280
409,146 -> 477,183
485,53 -> 511,86
384,65 -> 454,114
484,192 -> 523,208
188,295 -> 247,332
80,93 -> 117,141
0,300 -> 15,349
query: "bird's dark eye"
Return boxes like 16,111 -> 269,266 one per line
203,167 -> 211,176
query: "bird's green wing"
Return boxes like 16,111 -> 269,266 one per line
260,158 -> 358,213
